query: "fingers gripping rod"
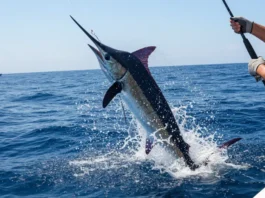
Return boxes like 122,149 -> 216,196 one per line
222,0 -> 265,85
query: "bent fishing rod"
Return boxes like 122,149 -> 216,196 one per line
222,0 -> 265,86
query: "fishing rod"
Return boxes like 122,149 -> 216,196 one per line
222,0 -> 265,86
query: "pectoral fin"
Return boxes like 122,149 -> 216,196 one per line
103,82 -> 122,108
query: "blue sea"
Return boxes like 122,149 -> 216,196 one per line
1,64 -> 265,198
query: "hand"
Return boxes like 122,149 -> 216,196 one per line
248,57 -> 265,81
230,17 -> 253,33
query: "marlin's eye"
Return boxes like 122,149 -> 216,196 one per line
104,54 -> 110,61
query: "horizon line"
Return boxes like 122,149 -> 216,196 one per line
2,62 -> 247,75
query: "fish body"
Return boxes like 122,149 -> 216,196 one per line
70,16 -> 241,170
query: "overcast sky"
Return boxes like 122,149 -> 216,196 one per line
1,0 -> 264,74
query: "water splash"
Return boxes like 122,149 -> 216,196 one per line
71,103 -> 247,180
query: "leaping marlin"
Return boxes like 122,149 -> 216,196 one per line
70,16 -> 241,170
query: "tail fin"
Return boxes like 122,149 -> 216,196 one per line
218,137 -> 242,149
203,137 -> 242,166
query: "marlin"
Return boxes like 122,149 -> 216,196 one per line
70,16 -> 241,170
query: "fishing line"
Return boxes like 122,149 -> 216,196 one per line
90,29 -> 127,123
91,30 -> 101,42
120,96 -> 128,124
89,29 -> 127,124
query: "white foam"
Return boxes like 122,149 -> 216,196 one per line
71,104 -> 246,179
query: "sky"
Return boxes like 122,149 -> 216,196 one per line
0,0 -> 265,74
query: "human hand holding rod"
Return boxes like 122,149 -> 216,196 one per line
222,0 -> 265,85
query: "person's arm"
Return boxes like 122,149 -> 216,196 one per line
230,17 -> 265,42
230,17 -> 265,80
256,63 -> 265,79
251,22 -> 265,43
249,57 -> 265,80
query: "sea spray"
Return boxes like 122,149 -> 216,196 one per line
71,104 -> 245,179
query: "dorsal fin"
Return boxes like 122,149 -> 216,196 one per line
132,46 -> 156,74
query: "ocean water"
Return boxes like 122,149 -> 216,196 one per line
0,64 -> 265,198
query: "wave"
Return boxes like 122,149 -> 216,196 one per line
12,93 -> 57,102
